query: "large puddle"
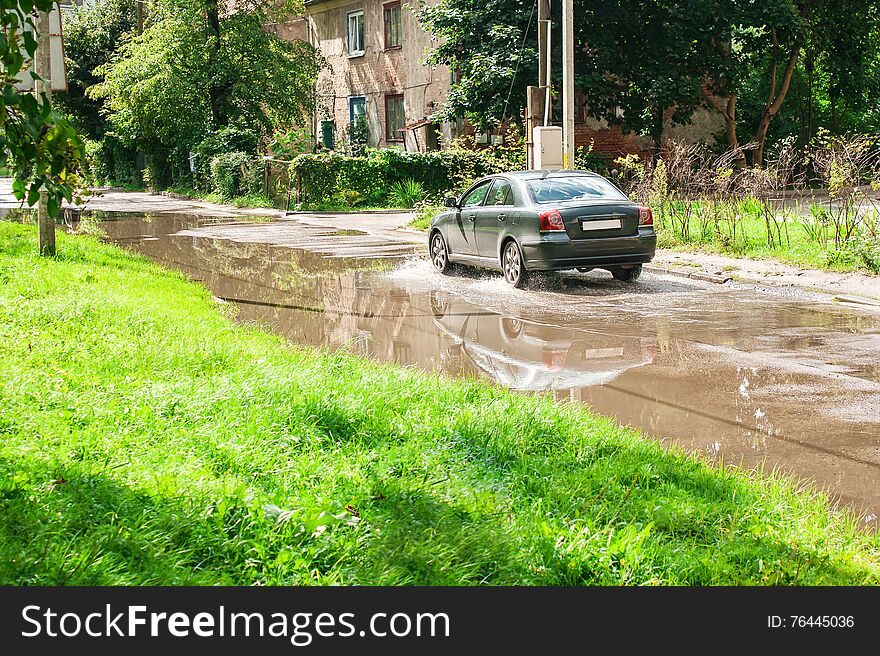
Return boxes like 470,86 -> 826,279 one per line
28,210 -> 880,526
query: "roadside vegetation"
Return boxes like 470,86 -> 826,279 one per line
618,137 -> 880,274
1,222 -> 878,586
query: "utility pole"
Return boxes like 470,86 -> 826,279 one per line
35,8 -> 54,256
527,0 -> 551,169
537,0 -> 550,89
561,0 -> 575,168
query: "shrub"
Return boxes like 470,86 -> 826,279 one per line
84,135 -> 139,186
210,151 -> 254,199
389,179 -> 425,208
290,144 -> 527,207
193,127 -> 260,190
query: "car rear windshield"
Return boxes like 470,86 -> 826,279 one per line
527,176 -> 627,203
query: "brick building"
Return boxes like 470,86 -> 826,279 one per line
293,1 -> 724,158
302,0 -> 456,153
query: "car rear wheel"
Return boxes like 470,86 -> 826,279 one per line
430,232 -> 452,274
502,241 -> 528,288
610,265 -> 642,282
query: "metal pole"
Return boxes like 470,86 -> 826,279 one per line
544,20 -> 551,127
35,8 -> 55,256
562,0 -> 574,168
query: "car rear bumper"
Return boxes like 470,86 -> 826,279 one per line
519,229 -> 657,271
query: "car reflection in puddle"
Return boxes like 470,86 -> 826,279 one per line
429,291 -> 656,391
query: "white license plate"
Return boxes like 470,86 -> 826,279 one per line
581,219 -> 621,231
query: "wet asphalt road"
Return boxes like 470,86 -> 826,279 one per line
3,195 -> 878,526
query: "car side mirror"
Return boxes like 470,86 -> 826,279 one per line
443,197 -> 459,208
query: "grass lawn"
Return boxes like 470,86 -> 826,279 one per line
654,212 -> 879,274
1,222 -> 878,585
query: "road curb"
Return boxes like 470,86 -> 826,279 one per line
832,294 -> 880,309
285,210 -> 414,216
644,265 -> 732,284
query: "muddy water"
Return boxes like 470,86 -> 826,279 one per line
84,213 -> 880,525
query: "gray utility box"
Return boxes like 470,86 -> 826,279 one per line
533,126 -> 563,170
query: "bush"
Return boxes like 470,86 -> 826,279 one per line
290,144 -> 526,207
193,127 -> 260,190
83,135 -> 139,186
389,179 -> 425,208
210,151 -> 257,199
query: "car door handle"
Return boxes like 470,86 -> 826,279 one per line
497,214 -> 507,221
467,214 -> 476,222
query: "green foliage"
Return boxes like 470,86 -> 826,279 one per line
1,222 -> 879,585
90,0 -> 322,187
1,2 -> 86,216
209,151 -> 259,200
620,140 -> 880,273
389,179 -> 425,208
192,126 -> 260,189
269,125 -> 312,159
291,144 -> 526,207
55,0 -> 136,140
347,113 -> 368,157
420,0 -> 879,155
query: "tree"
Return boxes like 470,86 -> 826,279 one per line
1,0 -> 85,249
54,0 -> 137,141
420,0 -> 740,141
420,0 -> 879,163
91,0 -> 322,181
420,0 -> 539,132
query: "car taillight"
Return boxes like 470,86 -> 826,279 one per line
539,209 -> 566,232
542,350 -> 566,370
638,206 -> 653,226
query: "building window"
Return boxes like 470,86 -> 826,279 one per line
347,10 -> 365,56
385,94 -> 405,142
349,96 -> 368,145
384,2 -> 402,49
349,96 -> 367,124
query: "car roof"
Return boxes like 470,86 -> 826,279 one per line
501,170 -> 605,181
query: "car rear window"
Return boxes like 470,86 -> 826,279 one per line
527,176 -> 627,203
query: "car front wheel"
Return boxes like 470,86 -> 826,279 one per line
610,265 -> 642,282
502,241 -> 528,288
430,232 -> 452,274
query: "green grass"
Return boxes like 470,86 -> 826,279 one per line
166,187 -> 279,210
654,210 -> 879,274
1,222 -> 878,585
293,201 -> 405,213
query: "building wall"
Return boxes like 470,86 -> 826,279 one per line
574,106 -> 726,161
305,0 -> 452,152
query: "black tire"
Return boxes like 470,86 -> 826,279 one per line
501,317 -> 523,339
430,231 -> 452,274
429,290 -> 448,319
502,240 -> 528,288
610,265 -> 642,282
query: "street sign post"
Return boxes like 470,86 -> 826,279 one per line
14,4 -> 68,93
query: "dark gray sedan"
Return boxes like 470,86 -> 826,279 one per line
428,170 -> 656,287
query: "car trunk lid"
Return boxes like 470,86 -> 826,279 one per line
557,202 -> 640,239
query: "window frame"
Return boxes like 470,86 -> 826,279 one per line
384,93 -> 405,142
486,178 -> 516,207
346,9 -> 365,57
383,1 -> 402,50
349,96 -> 367,124
460,179 -> 493,208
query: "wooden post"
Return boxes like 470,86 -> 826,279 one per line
526,86 -> 544,170
562,0 -> 575,168
35,9 -> 54,256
